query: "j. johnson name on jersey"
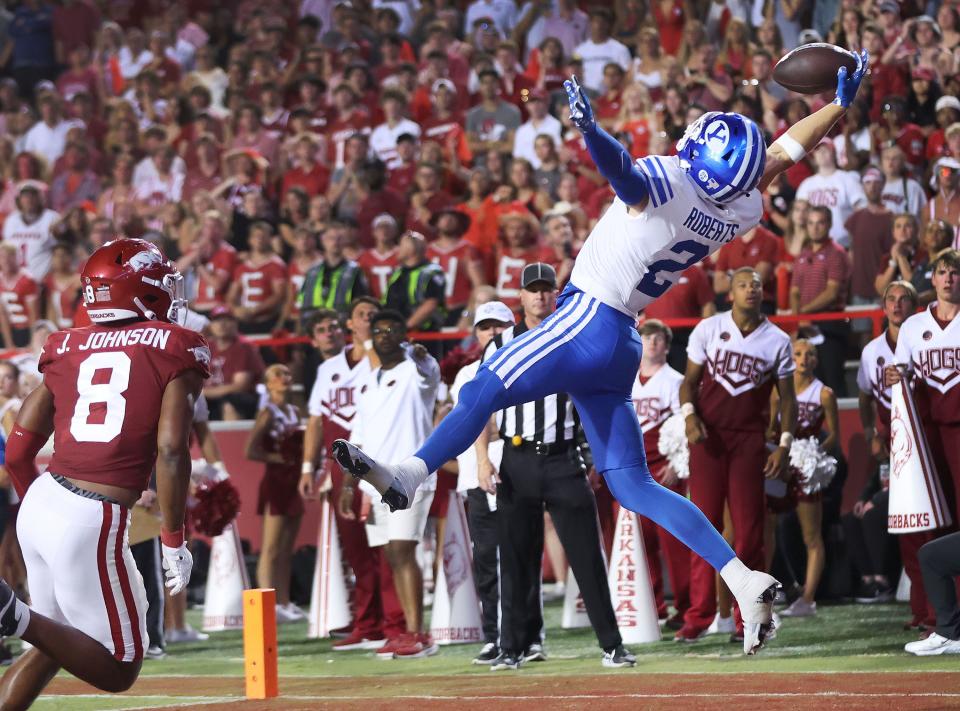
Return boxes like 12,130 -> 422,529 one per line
681,207 -> 741,244
56,327 -> 173,354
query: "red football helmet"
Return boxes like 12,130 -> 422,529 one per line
81,238 -> 187,325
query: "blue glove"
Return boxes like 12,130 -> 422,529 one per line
564,75 -> 595,133
833,49 -> 868,108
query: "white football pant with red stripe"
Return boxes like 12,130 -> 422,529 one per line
18,472 -> 148,662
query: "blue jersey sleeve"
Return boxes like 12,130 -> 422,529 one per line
634,157 -> 677,209
581,125 -> 651,206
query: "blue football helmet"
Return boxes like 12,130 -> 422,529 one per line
676,112 -> 766,204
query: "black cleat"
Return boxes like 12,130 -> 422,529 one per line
332,439 -> 370,478
381,486 -> 409,512
0,578 -> 24,638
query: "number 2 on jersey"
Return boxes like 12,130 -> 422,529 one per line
635,239 -> 710,298
70,352 -> 131,443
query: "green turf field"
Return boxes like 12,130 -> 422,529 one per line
27,600 -> 960,710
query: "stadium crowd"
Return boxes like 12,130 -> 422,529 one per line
0,0 -> 959,665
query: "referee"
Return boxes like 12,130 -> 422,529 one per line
476,263 -> 635,670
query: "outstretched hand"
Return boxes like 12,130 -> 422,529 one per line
834,49 -> 868,108
564,75 -> 595,133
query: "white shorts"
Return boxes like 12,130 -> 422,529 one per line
365,485 -> 434,547
18,472 -> 148,662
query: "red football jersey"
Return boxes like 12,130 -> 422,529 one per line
428,239 -> 479,309
40,321 -> 211,491
194,243 -> 238,311
232,256 -> 287,309
0,273 -> 39,328
358,247 -> 399,301
43,274 -> 81,328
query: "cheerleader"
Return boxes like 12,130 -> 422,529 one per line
245,364 -> 306,623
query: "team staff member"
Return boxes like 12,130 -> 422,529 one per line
631,319 -> 688,630
301,303 -> 407,651
678,268 -> 797,643
297,225 -> 370,326
449,300 -> 515,665
889,249 -> 960,629
348,310 -> 441,659
477,263 -> 634,671
846,281 -> 918,605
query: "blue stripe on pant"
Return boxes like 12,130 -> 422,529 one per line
417,284 -> 737,571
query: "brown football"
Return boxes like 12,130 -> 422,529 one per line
772,43 -> 858,94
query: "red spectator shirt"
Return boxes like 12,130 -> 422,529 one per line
233,256 -> 287,310
43,274 -> 81,328
208,336 -> 265,389
326,108 -> 372,168
406,191 -> 455,240
387,161 -> 417,195
355,188 -> 408,249
420,115 -> 473,164
428,239 -> 479,309
39,322 -> 210,491
194,243 -> 238,312
495,245 -> 550,311
714,226 -> 780,304
281,162 -> 330,199
358,247 -> 399,300
0,272 -> 38,328
621,118 -> 653,157
792,240 -> 852,312
893,123 -> 927,170
643,265 -> 713,320
595,90 -> 624,123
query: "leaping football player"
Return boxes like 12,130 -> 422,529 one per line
0,239 -> 210,707
334,52 -> 869,654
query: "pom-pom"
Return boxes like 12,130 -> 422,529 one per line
439,344 -> 482,385
658,414 -> 690,479
789,437 -> 838,495
190,478 -> 241,537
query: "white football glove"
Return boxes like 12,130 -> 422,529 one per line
161,543 -> 194,595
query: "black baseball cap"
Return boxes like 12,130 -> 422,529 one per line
521,263 -> 557,289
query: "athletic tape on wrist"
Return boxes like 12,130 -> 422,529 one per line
161,527 -> 185,548
773,133 -> 806,163
779,432 -> 794,449
301,462 -> 313,475
680,402 -> 696,418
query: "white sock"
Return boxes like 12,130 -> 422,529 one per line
392,457 -> 429,499
14,598 -> 30,637
719,558 -> 752,599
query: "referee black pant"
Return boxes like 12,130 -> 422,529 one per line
131,537 -> 165,650
496,443 -> 621,654
466,487 -> 499,645
919,532 -> 960,640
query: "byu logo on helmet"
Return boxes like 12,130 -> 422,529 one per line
677,112 -> 766,204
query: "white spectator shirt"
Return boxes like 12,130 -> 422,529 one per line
880,175 -> 927,218
857,330 -> 897,418
2,208 -> 60,281
464,0 -> 518,36
370,118 -> 421,167
372,0 -> 420,36
450,358 -> 503,494
572,37 -> 632,92
352,349 -> 440,492
795,170 -> 867,247
832,128 -> 871,170
133,154 -> 187,190
23,119 -> 82,168
570,154 -> 762,316
512,114 -> 563,168
118,47 -> 154,80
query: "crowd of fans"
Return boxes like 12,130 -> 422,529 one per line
0,0 -> 958,659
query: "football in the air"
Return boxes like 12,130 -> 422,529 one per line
772,43 -> 858,94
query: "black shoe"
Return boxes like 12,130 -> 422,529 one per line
472,642 -> 500,665
490,651 -> 521,670
602,644 -> 636,668
665,611 -> 685,631
522,643 -> 547,662
0,641 -> 13,666
0,579 -> 25,638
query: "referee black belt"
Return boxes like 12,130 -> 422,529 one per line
505,437 -> 578,456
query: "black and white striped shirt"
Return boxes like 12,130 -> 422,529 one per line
482,321 -> 579,444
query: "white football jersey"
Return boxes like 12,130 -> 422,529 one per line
307,346 -> 373,440
687,311 -> 793,431
895,305 -> 960,424
570,155 -> 762,317
857,331 -> 897,415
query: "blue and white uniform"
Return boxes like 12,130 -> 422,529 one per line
416,154 -> 763,571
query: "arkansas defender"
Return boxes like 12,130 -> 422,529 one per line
631,319 -> 689,630
889,250 -> 960,632
678,267 -> 797,642
0,239 -> 210,706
